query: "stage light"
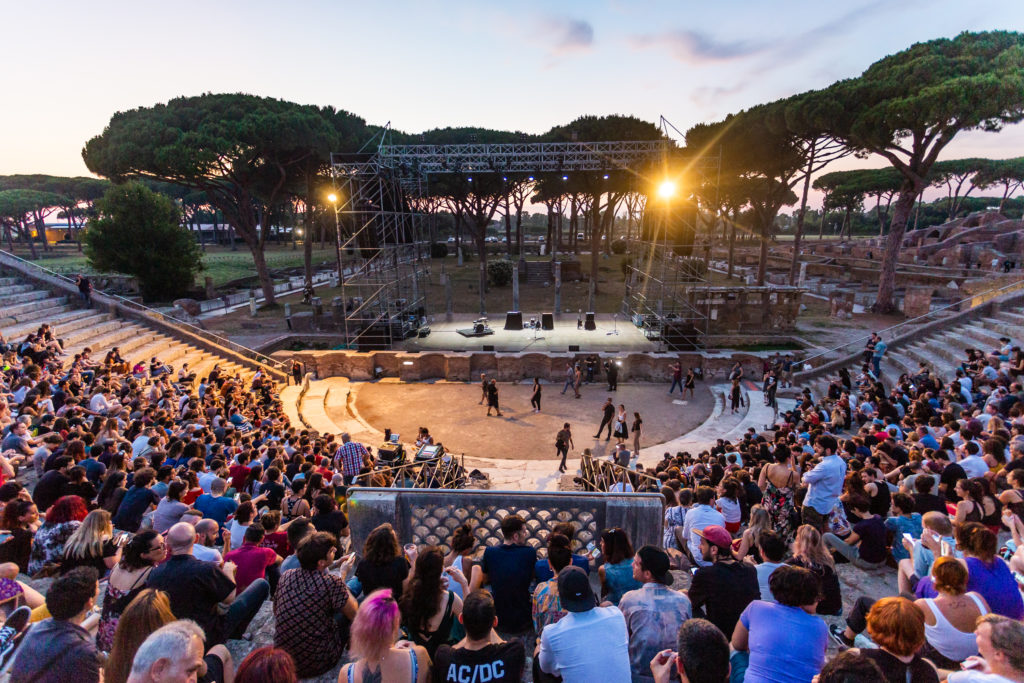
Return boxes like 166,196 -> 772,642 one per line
402,361 -> 414,366
528,176 -> 534,181
603,174 -> 609,180
467,176 -> 473,182
327,193 -> 338,203
657,180 -> 677,199
562,175 -> 568,181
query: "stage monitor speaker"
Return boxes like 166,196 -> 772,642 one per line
482,344 -> 495,352
584,312 -> 596,331
568,345 -> 580,352
504,311 -> 522,330
541,313 -> 554,330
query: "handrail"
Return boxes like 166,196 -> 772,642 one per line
0,249 -> 287,372
798,276 -> 1024,368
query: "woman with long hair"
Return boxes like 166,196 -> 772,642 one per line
733,505 -> 771,562
758,445 -> 800,541
341,589 -> 429,683
953,479 -> 986,526
612,404 -> 628,445
228,501 -> 257,551
61,508 -> 119,575
597,527 -> 640,605
103,589 -> 176,683
716,477 -> 743,534
399,546 -> 465,659
356,523 -> 410,600
27,495 -> 86,575
444,524 -> 476,591
0,500 -> 39,574
97,471 -> 128,515
282,478 -> 311,521
786,524 -> 842,616
96,530 -> 166,653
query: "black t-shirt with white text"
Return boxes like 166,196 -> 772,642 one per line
433,641 -> 525,683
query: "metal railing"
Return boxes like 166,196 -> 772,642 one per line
0,249 -> 288,373
798,277 -> 1024,370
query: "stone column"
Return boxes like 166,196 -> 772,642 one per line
444,273 -> 454,321
588,277 -> 596,312
248,289 -> 257,317
798,262 -> 807,287
554,261 -> 562,316
512,262 -> 520,311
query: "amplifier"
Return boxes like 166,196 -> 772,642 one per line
377,443 -> 404,462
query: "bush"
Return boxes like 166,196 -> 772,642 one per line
611,239 -> 627,254
487,259 -> 514,287
84,182 -> 203,302
429,242 -> 448,258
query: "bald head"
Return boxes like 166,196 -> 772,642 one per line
166,523 -> 196,554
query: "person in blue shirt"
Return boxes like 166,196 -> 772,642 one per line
194,477 -> 238,528
884,493 -> 923,561
800,435 -> 846,533
534,521 -> 589,583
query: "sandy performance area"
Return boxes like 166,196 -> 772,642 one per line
348,380 -> 714,462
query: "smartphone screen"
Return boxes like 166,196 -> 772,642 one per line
940,540 -> 952,556
902,533 -> 914,544
690,567 -> 699,575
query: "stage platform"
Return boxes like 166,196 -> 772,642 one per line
398,313 -> 657,353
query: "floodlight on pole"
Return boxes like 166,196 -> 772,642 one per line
327,193 -> 338,204
657,180 -> 677,200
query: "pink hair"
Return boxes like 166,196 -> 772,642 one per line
350,589 -> 400,662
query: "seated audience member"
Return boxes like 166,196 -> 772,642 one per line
434,591 -> 526,683
822,495 -> 887,569
618,545 -> 693,683
534,522 -> 589,582
681,486 -> 726,567
340,589 -> 430,683
123,619 -> 232,683
816,651 -> 885,683
532,534 -> 571,637
59,508 -> 119,576
915,557 -> 989,668
885,493 -> 923,562
194,477 -> 238,528
224,524 -> 282,592
355,523 -> 410,600
597,527 -> 642,605
897,511 -> 957,595
310,493 -> 349,540
192,518 -> 225,564
731,565 -> 827,683
947,615 -> 1024,683
280,518 -> 314,573
234,647 -> 298,683
9,567 -> 102,683
400,546 -> 466,659
472,514 -> 537,634
855,597 -> 939,683
273,531 -> 357,678
96,531 -> 166,654
0,499 -> 40,575
689,524 -> 760,638
104,589 -> 176,683
649,618 -> 730,683
752,530 -> 788,603
147,522 -> 269,646
112,467 -> 159,533
538,566 -> 631,683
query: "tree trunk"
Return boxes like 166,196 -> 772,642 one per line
789,146 -> 815,285
503,194 -> 512,256
303,202 -> 314,290
727,217 -> 736,279
476,231 -> 487,316
756,221 -> 769,285
872,188 -> 919,313
20,219 -> 37,259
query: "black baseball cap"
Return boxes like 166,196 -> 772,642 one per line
557,566 -> 597,612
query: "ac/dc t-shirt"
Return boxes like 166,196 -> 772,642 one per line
433,641 -> 525,683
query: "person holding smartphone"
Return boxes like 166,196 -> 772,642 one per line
649,618 -> 730,683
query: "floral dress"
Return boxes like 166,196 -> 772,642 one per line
762,470 -> 798,541
96,569 -> 151,653
27,520 -> 80,576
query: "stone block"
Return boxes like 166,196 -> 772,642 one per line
902,286 -> 933,318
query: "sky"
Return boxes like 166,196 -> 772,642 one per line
3,0 -> 1024,207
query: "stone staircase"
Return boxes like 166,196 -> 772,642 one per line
804,308 -> 1024,398
0,275 -> 259,387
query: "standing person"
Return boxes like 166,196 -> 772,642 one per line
471,514 -> 537,635
618,546 -> 692,683
555,423 -> 574,474
613,404 -> 628,445
729,379 -> 742,415
479,373 -> 488,405
605,360 -> 619,391
801,435 -> 846,533
764,370 -> 778,412
9,567 -> 102,683
585,356 -> 597,384
561,364 -> 575,395
669,362 -> 683,395
531,378 -> 542,413
486,380 -> 502,417
291,360 -> 303,386
334,433 -> 370,485
75,274 -> 93,308
759,447 -> 800,541
573,364 -> 582,399
537,566 -> 631,683
632,412 -> 643,454
872,337 -> 888,377
683,368 -> 695,400
595,398 -> 615,440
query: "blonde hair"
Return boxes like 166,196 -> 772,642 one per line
64,509 -> 112,560
746,506 -> 771,546
791,524 -> 834,567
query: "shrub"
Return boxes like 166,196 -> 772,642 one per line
611,239 -> 627,254
487,259 -> 514,287
84,182 -> 203,302
429,242 -> 448,258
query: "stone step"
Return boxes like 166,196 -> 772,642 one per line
65,326 -> 157,357
3,308 -> 102,340
955,324 -> 1008,351
977,318 -> 1024,341
0,277 -> 20,287
0,283 -> 36,298
998,311 -> 1024,328
123,339 -> 198,367
1,295 -> 68,319
885,350 -> 919,379
902,343 -> 956,377
925,334 -> 971,368
63,319 -> 127,346
0,288 -> 49,307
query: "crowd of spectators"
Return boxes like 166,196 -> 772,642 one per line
4,318 -> 1024,682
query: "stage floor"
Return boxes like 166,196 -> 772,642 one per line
397,313 -> 658,353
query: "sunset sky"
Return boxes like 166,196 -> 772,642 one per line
3,0 -> 1023,205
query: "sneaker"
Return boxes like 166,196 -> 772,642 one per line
0,606 -> 31,664
829,624 -> 854,650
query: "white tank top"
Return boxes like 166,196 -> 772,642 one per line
924,593 -> 987,662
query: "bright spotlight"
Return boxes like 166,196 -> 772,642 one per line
528,176 -> 534,181
327,193 -> 338,203
467,176 -> 473,182
657,180 -> 677,199
562,175 -> 568,181
603,174 -> 609,180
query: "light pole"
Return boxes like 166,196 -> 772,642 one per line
328,192 -> 350,347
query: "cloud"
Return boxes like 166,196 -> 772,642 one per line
632,30 -> 765,64
539,16 -> 594,54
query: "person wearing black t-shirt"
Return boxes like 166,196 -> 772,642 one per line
688,525 -> 759,639
472,514 -> 537,634
912,474 -> 948,515
433,590 -> 525,683
823,496 -> 887,569
310,494 -> 349,541
934,451 -> 966,503
258,467 -> 287,510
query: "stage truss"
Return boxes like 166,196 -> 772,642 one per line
330,130 -> 719,350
